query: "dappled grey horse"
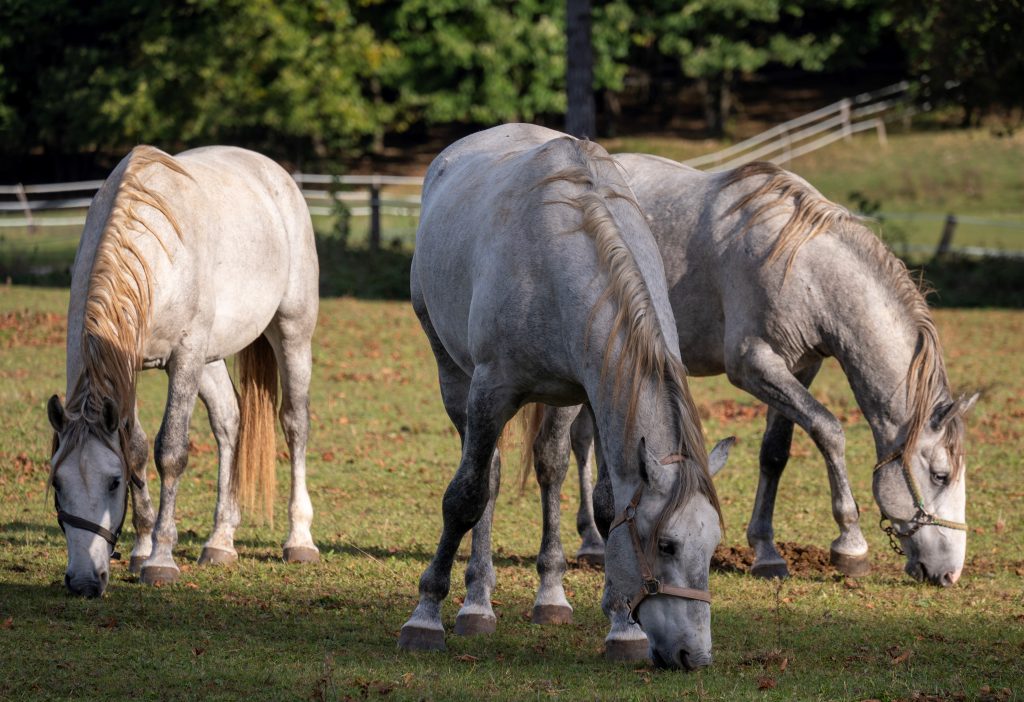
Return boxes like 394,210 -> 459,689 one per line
47,145 -> 320,596
531,155 -> 977,593
401,124 -> 725,670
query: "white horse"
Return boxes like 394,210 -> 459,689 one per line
47,145 -> 320,596
528,155 -> 977,593
401,124 -> 726,670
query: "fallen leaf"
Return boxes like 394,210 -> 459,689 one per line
192,647 -> 205,657
891,649 -> 912,665
844,578 -> 861,589
321,451 -> 335,462
757,676 -> 777,690
99,617 -> 118,629
1,617 -> 12,629
454,654 -> 479,663
183,582 -> 199,590
994,519 -> 1006,534
779,657 -> 789,672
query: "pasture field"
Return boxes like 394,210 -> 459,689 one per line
0,285 -> 1022,701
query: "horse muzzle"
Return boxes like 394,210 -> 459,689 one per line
65,570 -> 108,598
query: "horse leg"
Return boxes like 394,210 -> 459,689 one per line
399,366 -> 517,652
140,353 -> 204,586
196,361 -> 242,566
592,414 -> 649,661
570,409 -> 605,567
531,405 -> 576,625
454,450 -> 500,636
746,362 -> 820,579
265,327 -> 318,564
727,340 -> 869,576
127,403 -> 155,574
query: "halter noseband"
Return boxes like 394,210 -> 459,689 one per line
873,448 -> 968,556
608,452 -> 712,618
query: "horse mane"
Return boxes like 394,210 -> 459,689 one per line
542,139 -> 720,525
724,161 -> 963,480
51,146 -> 190,480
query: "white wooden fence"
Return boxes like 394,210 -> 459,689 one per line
2,81 -> 1022,257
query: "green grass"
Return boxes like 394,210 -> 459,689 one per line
1,285 -> 1021,701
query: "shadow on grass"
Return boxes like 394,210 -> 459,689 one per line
0,521 -> 63,540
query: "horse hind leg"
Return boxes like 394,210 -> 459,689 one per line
530,405 -> 577,625
196,360 -> 242,566
140,352 -> 204,586
455,449 -> 500,636
265,326 -> 319,564
748,406 -> 797,579
399,366 -> 518,652
570,408 -> 605,568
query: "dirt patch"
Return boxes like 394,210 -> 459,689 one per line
713,541 -> 834,576
0,310 -> 66,348
699,399 -> 767,424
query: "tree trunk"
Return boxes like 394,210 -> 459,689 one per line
699,73 -> 732,138
565,0 -> 595,138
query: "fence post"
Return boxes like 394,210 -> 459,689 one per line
933,214 -> 957,260
875,119 -> 888,148
840,99 -> 852,140
369,177 -> 381,252
15,183 -> 36,234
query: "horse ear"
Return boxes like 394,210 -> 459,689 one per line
47,395 -> 65,433
101,397 -> 120,435
932,392 -> 980,430
708,436 -> 736,477
637,437 -> 650,485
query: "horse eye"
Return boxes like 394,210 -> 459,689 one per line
930,471 -> 950,487
658,540 -> 677,556
108,477 -> 121,493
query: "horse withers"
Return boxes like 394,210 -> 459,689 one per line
47,145 -> 320,596
401,124 -> 725,670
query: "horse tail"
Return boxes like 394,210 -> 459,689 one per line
233,335 -> 278,524
507,403 -> 545,493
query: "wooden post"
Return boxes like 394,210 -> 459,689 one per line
933,214 -> 957,260
15,183 -> 36,234
840,99 -> 852,140
875,119 -> 888,148
369,178 -> 381,252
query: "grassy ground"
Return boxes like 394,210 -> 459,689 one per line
0,285 -> 1021,701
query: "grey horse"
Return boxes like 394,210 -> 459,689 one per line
400,124 -> 726,670
47,145 -> 320,596
519,155 -> 977,612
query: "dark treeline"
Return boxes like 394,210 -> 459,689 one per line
1,0 -> 1021,179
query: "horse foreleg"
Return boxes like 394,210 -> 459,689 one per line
140,354 -> 203,586
728,341 -> 869,577
197,361 -> 241,566
530,405 -> 576,625
399,367 -> 516,652
570,409 -> 605,567
127,403 -> 155,574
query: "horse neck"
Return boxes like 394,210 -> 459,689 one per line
826,272 -> 944,458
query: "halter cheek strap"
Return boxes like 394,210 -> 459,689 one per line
608,480 -> 711,618
873,449 -> 968,556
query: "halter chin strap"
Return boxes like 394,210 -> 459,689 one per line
873,448 -> 968,556
608,475 -> 712,619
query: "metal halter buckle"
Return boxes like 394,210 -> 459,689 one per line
643,579 -> 661,595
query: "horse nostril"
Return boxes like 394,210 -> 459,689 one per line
938,571 -> 956,588
678,649 -> 712,672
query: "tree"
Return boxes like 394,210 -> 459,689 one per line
634,0 -> 889,136
565,0 -> 595,138
895,0 -> 1024,127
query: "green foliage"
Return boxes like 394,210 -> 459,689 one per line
894,0 -> 1024,125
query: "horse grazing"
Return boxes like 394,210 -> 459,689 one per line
401,124 -> 725,670
46,145 -> 320,596
541,155 -> 977,588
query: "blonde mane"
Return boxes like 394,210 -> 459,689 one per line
52,146 -> 191,476
544,140 -> 719,524
725,161 -> 963,479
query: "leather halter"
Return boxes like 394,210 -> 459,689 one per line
52,432 -> 143,557
608,452 -> 712,618
873,448 -> 968,556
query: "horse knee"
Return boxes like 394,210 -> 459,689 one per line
154,433 -> 189,478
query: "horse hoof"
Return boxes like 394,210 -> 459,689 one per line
454,613 -> 496,636
398,625 -> 446,652
532,604 -> 573,625
576,552 -> 604,569
198,547 -> 238,566
751,561 -> 790,579
604,638 -> 650,662
283,546 -> 320,564
128,556 -> 148,575
140,566 -> 180,586
830,549 -> 871,577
